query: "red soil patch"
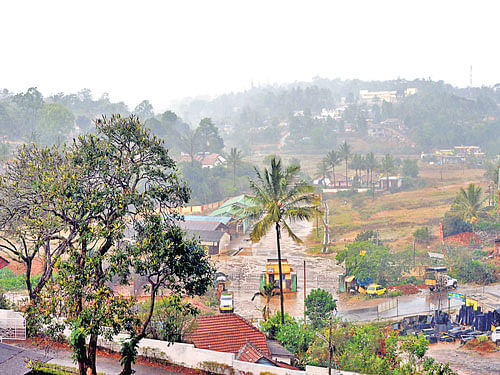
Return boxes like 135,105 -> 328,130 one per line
387,284 -> 419,295
464,338 -> 499,354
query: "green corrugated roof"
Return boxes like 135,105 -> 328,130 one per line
209,195 -> 253,218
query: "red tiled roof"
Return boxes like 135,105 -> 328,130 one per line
0,256 -> 9,270
236,342 -> 268,363
188,313 -> 270,355
235,342 -> 299,370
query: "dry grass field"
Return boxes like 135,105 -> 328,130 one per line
308,164 -> 489,254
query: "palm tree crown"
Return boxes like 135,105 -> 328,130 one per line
338,141 -> 352,186
452,183 -> 485,230
252,282 -> 280,320
324,150 -> 341,187
238,157 -> 319,322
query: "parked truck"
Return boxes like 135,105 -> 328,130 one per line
425,267 -> 457,292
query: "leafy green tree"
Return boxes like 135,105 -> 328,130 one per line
12,87 -> 44,136
338,141 -> 352,186
402,158 -> 419,178
144,295 -> 198,342
195,117 -> 224,153
0,103 -> 14,138
451,183 -> 485,233
442,212 -> 472,237
305,288 -> 336,329
400,335 -> 429,373
32,115 -> 194,375
239,157 -> 319,323
133,99 -> 154,120
276,319 -> 314,368
252,282 -> 280,321
260,311 -> 295,339
37,103 -> 75,145
324,150 -> 341,187
0,145 -> 73,303
226,147 -> 243,187
413,227 -> 431,244
336,241 -> 399,285
116,214 -> 214,375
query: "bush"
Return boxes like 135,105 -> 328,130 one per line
0,268 -> 40,291
386,290 -> 403,298
260,311 -> 295,339
305,289 -> 336,329
449,255 -> 498,284
413,227 -> 431,244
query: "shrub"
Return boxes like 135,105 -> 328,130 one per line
198,361 -> 234,375
386,290 -> 402,298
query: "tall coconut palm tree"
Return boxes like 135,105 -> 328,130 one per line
324,150 -> 341,187
251,282 -> 280,320
380,154 -> 395,190
226,147 -> 243,187
338,141 -> 352,187
451,183 -> 486,233
238,157 -> 319,323
365,152 -> 377,187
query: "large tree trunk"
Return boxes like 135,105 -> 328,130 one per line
87,334 -> 98,375
120,283 -> 158,375
275,223 -> 285,324
332,165 -> 336,187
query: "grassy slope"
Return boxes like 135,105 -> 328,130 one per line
309,165 -> 487,254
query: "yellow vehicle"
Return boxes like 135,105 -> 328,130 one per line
219,292 -> 234,313
364,284 -> 386,296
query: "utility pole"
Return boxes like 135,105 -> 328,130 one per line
303,260 -> 306,324
497,154 -> 500,215
328,312 -> 334,375
322,201 -> 330,253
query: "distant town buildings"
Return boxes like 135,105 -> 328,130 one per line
180,152 -> 226,168
359,88 -> 417,105
425,145 -> 485,165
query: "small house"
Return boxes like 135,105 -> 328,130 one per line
187,313 -> 297,369
260,259 -> 297,292
185,229 -> 230,255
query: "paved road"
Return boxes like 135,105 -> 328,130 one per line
338,284 -> 500,322
427,342 -> 500,375
7,341 -> 181,375
215,220 -> 343,321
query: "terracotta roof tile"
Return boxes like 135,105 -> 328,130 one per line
236,342 -> 267,363
188,313 -> 270,355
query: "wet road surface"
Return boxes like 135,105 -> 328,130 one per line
215,220 -> 343,321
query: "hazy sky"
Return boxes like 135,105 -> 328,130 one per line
1,0 -> 499,111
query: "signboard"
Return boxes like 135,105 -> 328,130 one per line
378,298 -> 398,313
448,292 -> 465,301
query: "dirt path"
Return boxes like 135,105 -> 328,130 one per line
426,342 -> 500,375
214,220 -> 343,321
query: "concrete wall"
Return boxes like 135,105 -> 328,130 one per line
93,333 -> 364,375
305,366 -> 362,375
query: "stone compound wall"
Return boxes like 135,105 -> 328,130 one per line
95,333 -> 361,375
